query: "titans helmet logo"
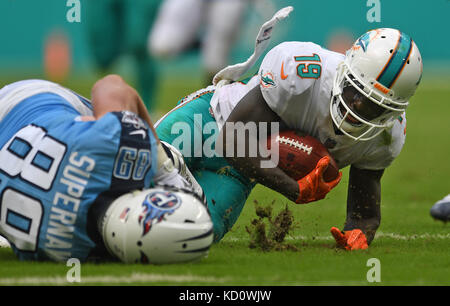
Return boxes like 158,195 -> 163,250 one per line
138,191 -> 181,236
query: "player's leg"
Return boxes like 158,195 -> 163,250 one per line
123,0 -> 161,110
193,169 -> 252,242
148,0 -> 205,59
123,0 -> 160,55
134,55 -> 158,110
202,0 -> 249,83
155,89 -> 218,170
155,90 -> 255,241
85,0 -> 124,70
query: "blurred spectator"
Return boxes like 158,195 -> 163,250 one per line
148,0 -> 250,85
85,0 -> 161,110
44,30 -> 72,83
326,29 -> 355,54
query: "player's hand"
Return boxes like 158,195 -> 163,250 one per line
295,156 -> 342,204
330,227 -> 369,250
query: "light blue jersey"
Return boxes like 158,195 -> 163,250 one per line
0,80 -> 158,262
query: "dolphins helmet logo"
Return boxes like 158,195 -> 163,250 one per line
355,32 -> 371,52
354,29 -> 382,52
138,191 -> 181,236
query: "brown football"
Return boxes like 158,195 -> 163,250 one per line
267,130 -> 339,182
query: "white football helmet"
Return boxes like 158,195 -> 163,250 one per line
102,186 -> 213,264
331,28 -> 423,141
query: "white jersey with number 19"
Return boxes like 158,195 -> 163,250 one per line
210,41 -> 406,170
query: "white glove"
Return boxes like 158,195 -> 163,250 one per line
154,142 -> 206,204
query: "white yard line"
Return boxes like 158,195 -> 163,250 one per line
0,273 -> 230,285
1,231 -> 449,250
374,232 -> 450,240
0,232 -> 448,285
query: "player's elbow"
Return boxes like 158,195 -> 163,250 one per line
92,74 -> 127,92
93,74 -> 138,101
91,74 -> 141,117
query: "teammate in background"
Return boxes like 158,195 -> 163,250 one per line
155,8 -> 423,249
430,195 -> 450,223
148,0 -> 252,85
0,75 -> 212,263
85,0 -> 161,110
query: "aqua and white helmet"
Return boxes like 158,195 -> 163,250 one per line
102,186 -> 213,264
331,28 -> 423,141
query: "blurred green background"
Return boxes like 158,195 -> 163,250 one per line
0,0 -> 448,108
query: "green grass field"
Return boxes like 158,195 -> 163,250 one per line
0,74 -> 449,286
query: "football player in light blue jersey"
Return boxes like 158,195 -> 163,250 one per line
0,75 -> 212,263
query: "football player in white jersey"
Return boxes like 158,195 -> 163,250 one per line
148,0 -> 251,84
156,24 -> 423,249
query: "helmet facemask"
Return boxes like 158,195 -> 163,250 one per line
330,61 -> 407,141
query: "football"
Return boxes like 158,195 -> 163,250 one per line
267,130 -> 339,182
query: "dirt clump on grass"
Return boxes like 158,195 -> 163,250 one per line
246,200 -> 298,252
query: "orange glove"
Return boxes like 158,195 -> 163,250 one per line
296,156 -> 342,204
330,227 -> 369,250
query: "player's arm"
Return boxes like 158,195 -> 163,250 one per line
219,85 -> 298,201
219,85 -> 340,204
345,166 -> 383,243
88,74 -> 159,142
90,75 -> 206,197
331,165 -> 384,250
